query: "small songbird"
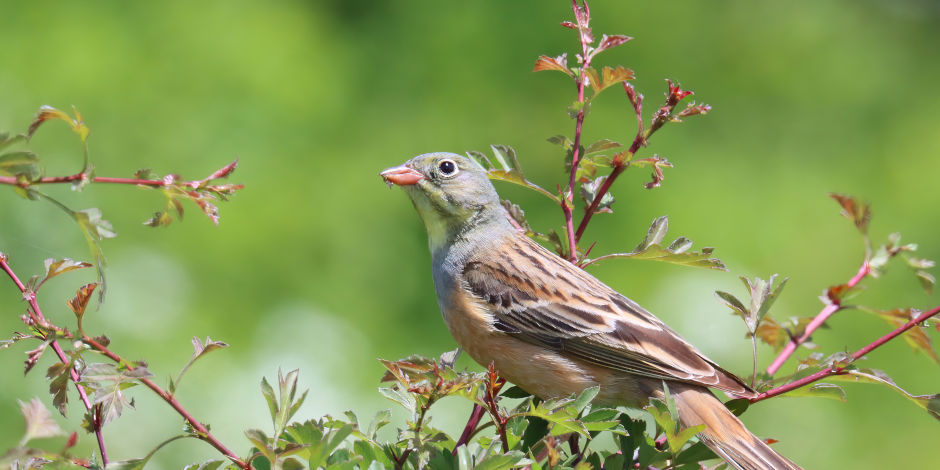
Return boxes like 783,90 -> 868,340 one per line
381,152 -> 801,470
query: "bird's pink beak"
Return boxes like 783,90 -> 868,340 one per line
381,164 -> 424,187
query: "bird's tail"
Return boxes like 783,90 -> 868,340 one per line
670,383 -> 802,470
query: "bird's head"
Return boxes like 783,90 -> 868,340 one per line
381,152 -> 506,253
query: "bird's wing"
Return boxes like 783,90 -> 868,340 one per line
461,234 -> 753,396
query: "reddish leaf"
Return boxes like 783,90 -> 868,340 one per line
533,54 -> 573,76
596,34 -> 633,52
26,105 -> 90,143
829,193 -> 871,234
67,283 -> 98,318
872,308 -> 939,363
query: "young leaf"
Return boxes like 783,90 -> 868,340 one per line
174,336 -> 230,391
829,193 -> 871,234
37,258 -> 93,290
864,308 -> 939,364
827,368 -> 939,420
18,397 -> 64,445
533,54 -> 574,77
579,176 -> 614,213
0,151 -> 41,181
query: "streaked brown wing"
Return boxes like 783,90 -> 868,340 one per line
461,234 -> 753,397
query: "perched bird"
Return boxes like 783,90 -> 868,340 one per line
381,152 -> 801,470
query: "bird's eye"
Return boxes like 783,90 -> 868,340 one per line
438,159 -> 458,177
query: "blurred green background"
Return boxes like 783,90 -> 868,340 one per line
1,0 -> 938,467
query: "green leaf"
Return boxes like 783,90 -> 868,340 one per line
546,135 -> 574,152
468,146 -> 559,203
667,424 -> 705,455
570,385 -> 599,415
586,216 -> 726,271
579,176 -> 614,214
378,387 -> 416,414
0,132 -> 26,151
182,460 -> 225,470
828,368 -> 940,420
584,138 -> 622,154
779,383 -> 847,402
0,150 -> 41,181
636,215 -> 669,251
501,385 -> 532,399
46,362 -> 72,417
474,451 -> 528,470
865,308 -> 939,363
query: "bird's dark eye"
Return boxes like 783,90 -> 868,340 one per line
438,159 -> 458,177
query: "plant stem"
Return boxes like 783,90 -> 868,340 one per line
452,404 -> 487,455
0,253 -> 109,465
561,0 -> 593,263
79,335 -> 250,469
765,262 -> 871,376
752,304 -> 940,403
0,160 -> 242,190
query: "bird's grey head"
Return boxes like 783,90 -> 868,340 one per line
381,152 -> 507,253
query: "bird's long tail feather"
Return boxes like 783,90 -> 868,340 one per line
671,384 -> 802,470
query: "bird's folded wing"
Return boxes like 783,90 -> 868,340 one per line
461,235 -> 752,396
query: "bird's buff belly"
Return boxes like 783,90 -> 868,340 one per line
443,292 -> 648,407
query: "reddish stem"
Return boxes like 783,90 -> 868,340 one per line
765,262 -> 871,376
81,335 -> 249,468
452,404 -> 487,455
0,254 -> 109,464
0,160 -> 242,190
561,0 -> 593,263
752,304 -> 940,403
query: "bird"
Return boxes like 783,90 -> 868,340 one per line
380,152 -> 802,470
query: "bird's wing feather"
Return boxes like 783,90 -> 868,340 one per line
461,234 -> 752,396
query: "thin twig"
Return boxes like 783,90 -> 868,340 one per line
80,335 -> 250,469
765,262 -> 871,376
561,0 -> 594,263
0,253 -> 109,465
752,304 -> 940,403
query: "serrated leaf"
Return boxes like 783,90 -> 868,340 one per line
470,146 -> 559,203
829,193 -> 871,234
595,34 -> 633,53
584,138 -> 622,154
596,65 -> 635,94
378,387 -> 416,414
67,283 -> 97,326
570,385 -> 599,414
18,397 -> 63,445
474,451 -> 528,470
667,424 -> 705,455
546,135 -> 574,152
579,176 -> 614,214
0,132 -> 26,151
182,460 -> 225,470
827,368 -> 939,420
868,308 -> 939,363
533,54 -> 574,77
46,362 -> 72,417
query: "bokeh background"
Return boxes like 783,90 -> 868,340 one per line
1,0 -> 938,467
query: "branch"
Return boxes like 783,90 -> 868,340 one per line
752,304 -> 940,403
80,335 -> 250,469
0,253 -> 109,465
561,0 -> 594,263
0,160 -> 243,190
452,404 -> 486,455
765,261 -> 871,376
